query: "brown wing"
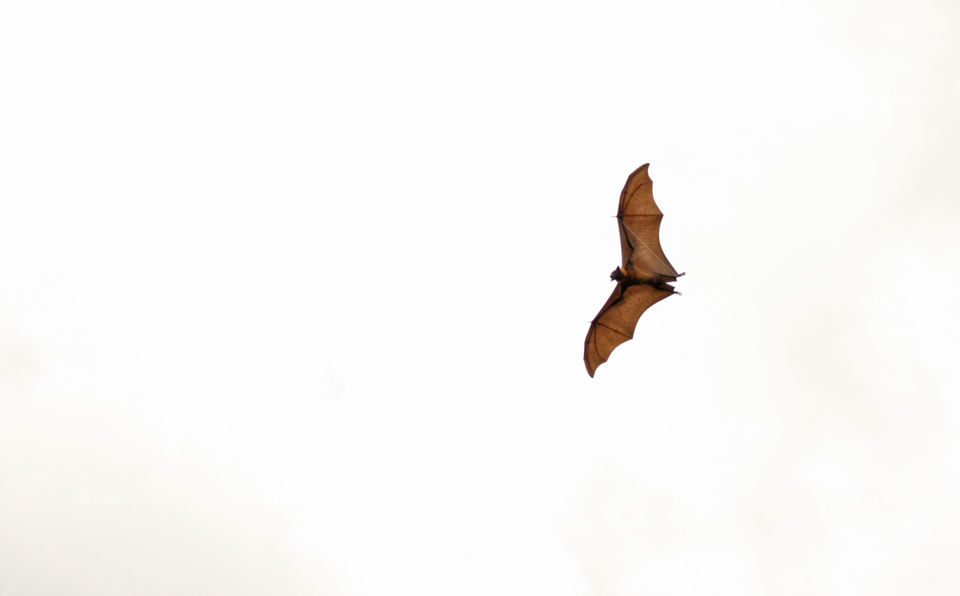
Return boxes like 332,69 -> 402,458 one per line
583,282 -> 676,377
617,164 -> 679,278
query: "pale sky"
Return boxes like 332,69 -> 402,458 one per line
2,0 -> 960,594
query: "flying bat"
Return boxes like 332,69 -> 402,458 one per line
584,164 -> 682,377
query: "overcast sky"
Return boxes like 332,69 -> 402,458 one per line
2,0 -> 959,594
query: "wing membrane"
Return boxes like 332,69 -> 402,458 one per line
617,164 -> 679,278
583,283 -> 675,377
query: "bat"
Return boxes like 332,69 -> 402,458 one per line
584,164 -> 682,377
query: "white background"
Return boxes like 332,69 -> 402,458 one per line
2,0 -> 959,594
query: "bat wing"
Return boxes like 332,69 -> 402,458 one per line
584,282 -> 676,377
617,164 -> 679,279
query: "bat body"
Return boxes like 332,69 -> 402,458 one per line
584,164 -> 682,377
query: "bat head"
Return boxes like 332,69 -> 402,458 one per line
609,267 -> 624,281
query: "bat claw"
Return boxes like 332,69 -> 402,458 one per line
677,272 -> 686,277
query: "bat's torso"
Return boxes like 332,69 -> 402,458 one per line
610,267 -> 677,293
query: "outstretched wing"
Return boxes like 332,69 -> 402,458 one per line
583,282 -> 676,377
617,164 -> 679,279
